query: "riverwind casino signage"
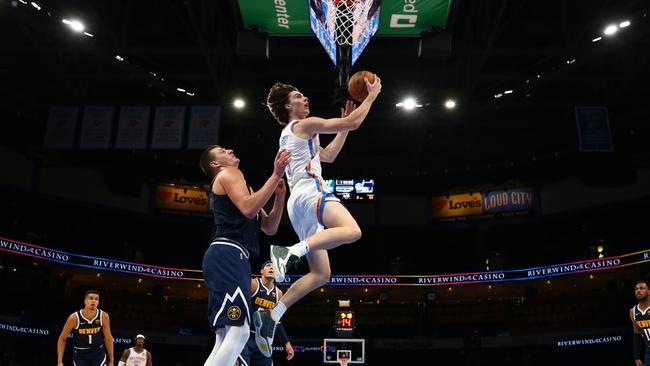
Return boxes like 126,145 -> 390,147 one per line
432,188 -> 538,221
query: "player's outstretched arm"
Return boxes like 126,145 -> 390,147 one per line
295,76 -> 381,136
219,150 -> 291,219
320,100 -> 356,163
260,179 -> 286,235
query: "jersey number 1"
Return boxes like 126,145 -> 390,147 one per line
644,329 -> 650,340
88,335 -> 92,344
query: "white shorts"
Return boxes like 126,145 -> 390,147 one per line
287,179 -> 340,241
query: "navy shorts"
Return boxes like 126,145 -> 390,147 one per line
203,239 -> 252,330
73,347 -> 107,366
238,335 -> 272,366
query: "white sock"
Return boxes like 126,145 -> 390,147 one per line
205,323 -> 249,366
288,241 -> 310,257
271,301 -> 287,322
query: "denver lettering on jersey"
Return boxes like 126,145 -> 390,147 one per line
637,320 -> 650,328
78,327 -> 102,335
254,297 -> 276,309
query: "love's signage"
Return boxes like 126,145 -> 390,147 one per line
432,188 -> 537,219
154,184 -> 209,214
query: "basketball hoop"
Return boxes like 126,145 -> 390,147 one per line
328,0 -> 378,46
336,350 -> 352,366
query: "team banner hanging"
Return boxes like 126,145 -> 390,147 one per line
575,106 -> 613,152
2,237 -> 648,285
186,106 -> 221,149
44,106 -> 79,149
115,106 -> 151,150
151,106 -> 186,149
238,0 -> 451,35
78,106 -> 115,149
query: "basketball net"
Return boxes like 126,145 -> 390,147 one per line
329,0 -> 376,46
337,356 -> 350,366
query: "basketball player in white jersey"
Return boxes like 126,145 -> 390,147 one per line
261,76 -> 381,335
118,334 -> 151,366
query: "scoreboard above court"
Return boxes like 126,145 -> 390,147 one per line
238,0 -> 451,36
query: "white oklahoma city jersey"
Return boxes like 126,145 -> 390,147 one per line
279,120 -> 326,192
126,348 -> 147,366
280,120 -> 339,240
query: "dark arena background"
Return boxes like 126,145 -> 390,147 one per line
1,0 -> 650,365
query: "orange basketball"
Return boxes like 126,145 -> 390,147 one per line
347,70 -> 376,102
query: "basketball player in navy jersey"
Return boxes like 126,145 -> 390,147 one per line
118,334 -> 151,366
57,289 -> 114,366
631,280 -> 650,366
236,260 -> 294,366
261,77 -> 381,339
199,145 -> 291,366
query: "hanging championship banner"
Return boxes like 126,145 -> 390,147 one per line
151,106 -> 186,149
116,106 -> 151,149
78,106 -> 115,149
44,106 -> 79,149
187,106 -> 221,149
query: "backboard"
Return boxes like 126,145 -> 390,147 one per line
323,338 -> 365,364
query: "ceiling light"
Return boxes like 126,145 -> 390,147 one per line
62,19 -> 85,33
233,99 -> 245,109
603,24 -> 618,36
403,98 -> 416,110
444,99 -> 456,109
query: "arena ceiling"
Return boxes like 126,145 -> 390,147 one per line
1,0 -> 649,189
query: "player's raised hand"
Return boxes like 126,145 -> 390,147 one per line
341,100 -> 356,118
273,149 -> 292,178
366,75 -> 381,98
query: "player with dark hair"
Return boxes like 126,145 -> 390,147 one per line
57,289 -> 114,366
259,77 -> 380,340
631,280 -> 650,366
199,145 -> 290,366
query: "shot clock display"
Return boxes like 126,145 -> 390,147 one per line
335,310 -> 355,337
336,310 -> 355,328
